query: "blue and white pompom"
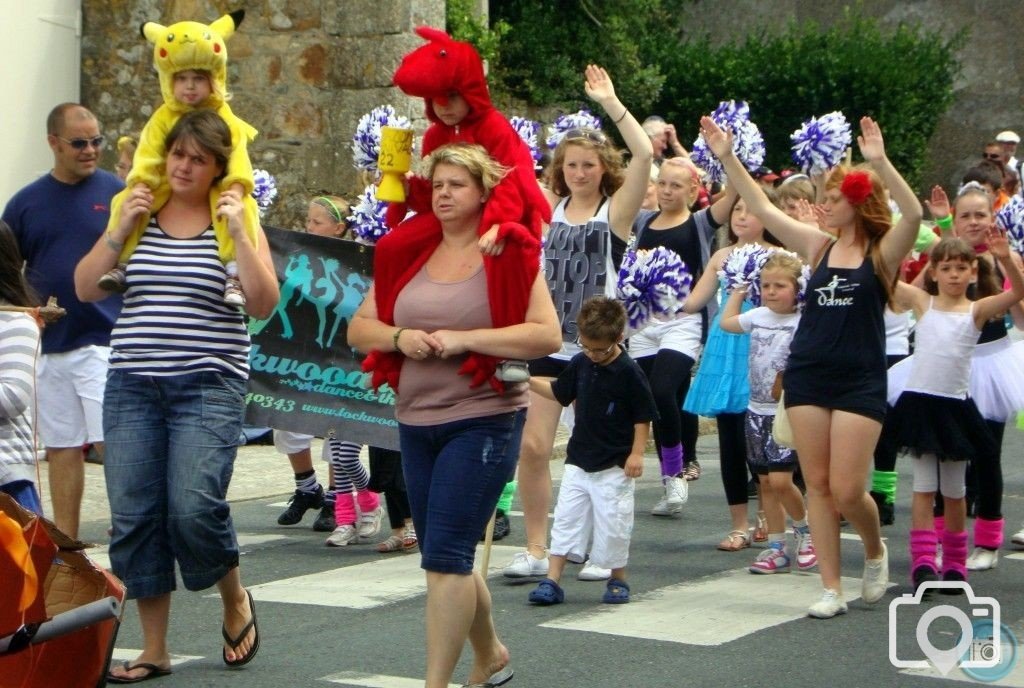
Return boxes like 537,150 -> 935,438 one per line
996,195 -> 1024,256
546,109 -> 603,149
347,185 -> 389,245
790,112 -> 852,176
351,105 -> 412,172
510,116 -> 542,164
251,169 -> 278,215
718,243 -> 773,306
616,247 -> 693,331
691,100 -> 766,184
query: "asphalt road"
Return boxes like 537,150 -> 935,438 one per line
78,428 -> 1024,688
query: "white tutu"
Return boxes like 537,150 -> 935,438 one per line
887,338 -> 1024,420
969,338 -> 1024,421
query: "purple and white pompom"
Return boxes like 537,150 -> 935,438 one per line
790,112 -> 852,176
718,243 -> 773,306
616,247 -> 693,330
351,105 -> 412,172
996,195 -> 1024,256
251,169 -> 278,214
546,109 -> 603,149
347,185 -> 389,244
691,100 -> 766,184
510,116 -> 542,164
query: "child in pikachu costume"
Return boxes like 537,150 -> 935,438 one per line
101,10 -> 259,307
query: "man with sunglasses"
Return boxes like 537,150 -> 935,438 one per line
2,103 -> 123,538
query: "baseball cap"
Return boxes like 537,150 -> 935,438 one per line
996,130 -> 1020,144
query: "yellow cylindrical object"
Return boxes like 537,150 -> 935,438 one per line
377,126 -> 414,203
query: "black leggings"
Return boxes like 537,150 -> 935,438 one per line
717,412 -> 749,506
368,447 -> 412,530
637,350 -> 698,464
968,420 -> 1006,521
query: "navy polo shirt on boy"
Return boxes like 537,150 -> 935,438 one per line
550,349 -> 658,472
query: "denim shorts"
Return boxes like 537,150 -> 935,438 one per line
400,409 -> 525,574
103,368 -> 246,599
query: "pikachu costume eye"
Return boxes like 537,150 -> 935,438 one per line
166,33 -> 174,42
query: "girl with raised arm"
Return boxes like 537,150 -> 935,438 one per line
700,115 -> 922,618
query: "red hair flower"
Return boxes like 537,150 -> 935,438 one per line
840,171 -> 873,206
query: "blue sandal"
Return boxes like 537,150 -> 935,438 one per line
527,578 -> 564,605
602,578 -> 630,604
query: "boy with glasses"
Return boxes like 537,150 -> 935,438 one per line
526,296 -> 657,605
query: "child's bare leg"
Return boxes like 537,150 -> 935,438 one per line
546,554 -> 568,583
771,471 -> 807,523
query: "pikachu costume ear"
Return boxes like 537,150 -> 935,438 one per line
140,11 -> 245,113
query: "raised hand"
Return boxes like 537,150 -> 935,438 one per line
988,226 -> 1011,259
857,116 -> 886,163
117,183 -> 154,239
216,189 -> 246,237
923,185 -> 951,220
699,116 -> 733,159
584,64 -> 616,105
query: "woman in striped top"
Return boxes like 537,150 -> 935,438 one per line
0,220 -> 42,514
75,110 -> 278,682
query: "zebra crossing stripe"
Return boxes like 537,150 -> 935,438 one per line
322,671 -> 461,687
541,569 -> 867,645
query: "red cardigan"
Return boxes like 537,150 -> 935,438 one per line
362,212 -> 540,394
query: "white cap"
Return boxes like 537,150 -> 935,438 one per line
996,130 -> 1020,143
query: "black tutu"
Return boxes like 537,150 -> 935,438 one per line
887,391 -> 998,461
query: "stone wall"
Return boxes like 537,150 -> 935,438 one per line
81,0 -> 444,229
81,0 -> 1024,222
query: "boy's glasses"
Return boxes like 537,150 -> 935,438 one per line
984,153 -> 1003,161
563,128 -> 607,145
576,338 -> 615,356
57,135 -> 105,150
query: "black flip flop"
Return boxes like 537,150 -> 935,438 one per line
222,588 -> 260,667
107,661 -> 172,684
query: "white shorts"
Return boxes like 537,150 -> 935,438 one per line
628,313 -> 703,360
37,346 -> 109,448
273,429 -> 314,455
549,463 -> 634,569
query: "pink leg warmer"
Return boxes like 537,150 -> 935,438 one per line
942,530 -> 969,580
334,491 -> 356,526
356,488 -> 380,514
973,517 -> 1004,550
909,529 -> 938,578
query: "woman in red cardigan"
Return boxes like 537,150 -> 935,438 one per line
349,143 -> 560,688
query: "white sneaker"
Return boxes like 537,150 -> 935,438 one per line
357,506 -> 383,540
577,561 -> 611,581
794,526 -> 817,570
326,524 -> 358,547
650,496 -> 679,517
966,547 -> 999,571
861,543 -> 889,603
664,476 -> 688,508
1012,526 -> 1024,547
808,588 -> 848,619
502,551 -> 549,578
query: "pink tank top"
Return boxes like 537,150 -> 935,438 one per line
393,264 -> 529,425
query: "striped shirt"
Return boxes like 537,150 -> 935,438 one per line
110,220 -> 250,379
0,311 -> 40,487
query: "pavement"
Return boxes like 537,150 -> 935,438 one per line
28,421 -> 1024,688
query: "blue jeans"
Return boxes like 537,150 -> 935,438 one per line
103,369 -> 246,599
400,409 -> 525,574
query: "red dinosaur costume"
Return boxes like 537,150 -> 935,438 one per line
387,26 -> 550,238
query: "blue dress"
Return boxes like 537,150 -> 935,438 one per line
683,280 -> 751,416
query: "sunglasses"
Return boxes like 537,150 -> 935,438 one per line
575,338 -> 616,356
57,135 -> 105,150
984,153 -> 1003,161
563,128 -> 607,145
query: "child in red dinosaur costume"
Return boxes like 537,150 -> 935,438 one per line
388,26 -> 550,243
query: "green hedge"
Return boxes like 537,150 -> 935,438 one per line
449,3 -> 962,189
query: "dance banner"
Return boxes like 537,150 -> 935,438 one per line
244,227 -> 399,449
544,219 -> 614,342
